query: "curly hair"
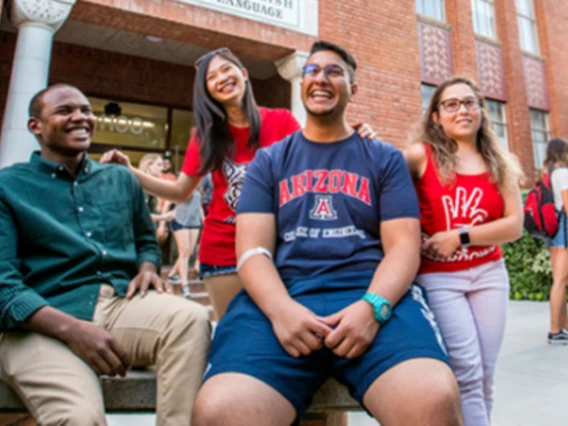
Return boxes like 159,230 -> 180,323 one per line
416,76 -> 523,191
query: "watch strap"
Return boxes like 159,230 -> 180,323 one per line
362,293 -> 392,324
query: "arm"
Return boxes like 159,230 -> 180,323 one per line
152,210 -> 176,222
235,149 -> 331,358
562,190 -> 568,216
321,148 -> 422,358
128,173 -> 165,297
423,186 -> 523,258
236,214 -> 332,358
403,142 -> 427,181
100,149 -> 200,204
321,218 -> 421,359
0,190 -> 130,376
0,192 -> 48,331
22,306 -> 131,377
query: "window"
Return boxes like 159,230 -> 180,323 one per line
421,84 -> 437,112
87,97 -> 192,172
416,0 -> 445,21
486,100 -> 508,150
516,0 -> 539,54
89,98 -> 168,150
471,0 -> 497,39
530,109 -> 550,169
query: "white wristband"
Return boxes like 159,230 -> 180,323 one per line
237,247 -> 273,271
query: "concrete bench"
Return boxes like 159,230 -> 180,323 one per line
0,370 -> 361,425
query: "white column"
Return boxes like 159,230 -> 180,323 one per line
276,51 -> 309,127
0,0 -> 75,168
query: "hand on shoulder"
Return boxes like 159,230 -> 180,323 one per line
99,149 -> 132,169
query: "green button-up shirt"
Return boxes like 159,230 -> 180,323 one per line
0,152 -> 161,331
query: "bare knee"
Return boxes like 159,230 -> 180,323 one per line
367,360 -> 463,426
424,371 -> 463,426
192,387 -> 233,426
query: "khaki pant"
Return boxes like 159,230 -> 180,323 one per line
0,285 -> 211,426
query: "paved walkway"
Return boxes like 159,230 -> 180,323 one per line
109,301 -> 565,426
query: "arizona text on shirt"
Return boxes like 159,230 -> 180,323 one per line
279,169 -> 371,206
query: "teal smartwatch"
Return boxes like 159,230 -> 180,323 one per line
362,293 -> 392,324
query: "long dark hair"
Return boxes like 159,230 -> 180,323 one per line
193,48 -> 261,174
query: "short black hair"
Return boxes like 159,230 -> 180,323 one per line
28,84 -> 79,119
309,40 -> 357,83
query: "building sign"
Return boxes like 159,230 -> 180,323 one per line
181,0 -> 317,35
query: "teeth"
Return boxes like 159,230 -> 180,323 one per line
70,128 -> 88,135
312,91 -> 331,98
220,83 -> 235,92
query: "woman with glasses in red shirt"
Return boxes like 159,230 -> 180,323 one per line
404,76 -> 523,426
102,47 -> 374,319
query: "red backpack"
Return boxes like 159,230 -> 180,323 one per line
524,171 -> 560,238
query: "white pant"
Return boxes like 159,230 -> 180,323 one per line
416,259 -> 509,426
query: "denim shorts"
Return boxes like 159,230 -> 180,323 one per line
546,213 -> 568,248
170,220 -> 200,232
199,263 -> 237,279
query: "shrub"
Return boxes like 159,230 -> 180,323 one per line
503,232 -> 552,301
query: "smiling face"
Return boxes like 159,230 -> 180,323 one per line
28,86 -> 95,156
300,50 -> 357,119
205,55 -> 248,108
433,83 -> 482,144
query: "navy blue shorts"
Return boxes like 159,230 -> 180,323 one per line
204,271 -> 450,419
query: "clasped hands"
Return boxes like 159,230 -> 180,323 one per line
270,299 -> 380,360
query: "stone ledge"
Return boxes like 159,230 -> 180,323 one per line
0,371 -> 361,413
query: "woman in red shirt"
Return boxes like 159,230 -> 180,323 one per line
404,76 -> 523,426
102,48 -> 373,319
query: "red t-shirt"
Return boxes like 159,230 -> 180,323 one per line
415,144 -> 504,274
182,107 -> 301,266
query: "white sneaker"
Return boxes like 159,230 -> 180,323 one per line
181,285 -> 192,299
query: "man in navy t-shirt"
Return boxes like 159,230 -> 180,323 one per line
192,41 -> 463,426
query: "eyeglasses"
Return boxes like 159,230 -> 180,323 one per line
302,63 -> 346,80
194,47 -> 230,67
438,97 -> 481,113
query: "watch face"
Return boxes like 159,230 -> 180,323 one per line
379,304 -> 390,318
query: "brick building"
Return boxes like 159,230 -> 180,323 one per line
0,0 -> 566,178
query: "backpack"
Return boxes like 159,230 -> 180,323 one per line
523,171 -> 560,239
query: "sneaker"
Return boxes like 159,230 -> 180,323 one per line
181,285 -> 192,299
548,329 -> 568,345
167,274 -> 182,285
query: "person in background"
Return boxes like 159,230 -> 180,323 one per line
162,150 -> 177,181
542,138 -> 568,344
404,76 -> 523,426
101,47 -> 376,319
155,188 -> 205,298
0,84 -> 210,425
139,153 -> 171,246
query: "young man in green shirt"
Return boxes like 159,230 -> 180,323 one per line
0,84 -> 211,425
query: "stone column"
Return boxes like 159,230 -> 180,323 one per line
276,50 -> 309,126
0,0 -> 75,168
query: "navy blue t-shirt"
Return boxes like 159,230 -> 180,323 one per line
237,131 -> 419,279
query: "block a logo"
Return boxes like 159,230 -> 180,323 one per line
309,195 -> 338,221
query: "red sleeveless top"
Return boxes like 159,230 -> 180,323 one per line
415,144 -> 504,274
